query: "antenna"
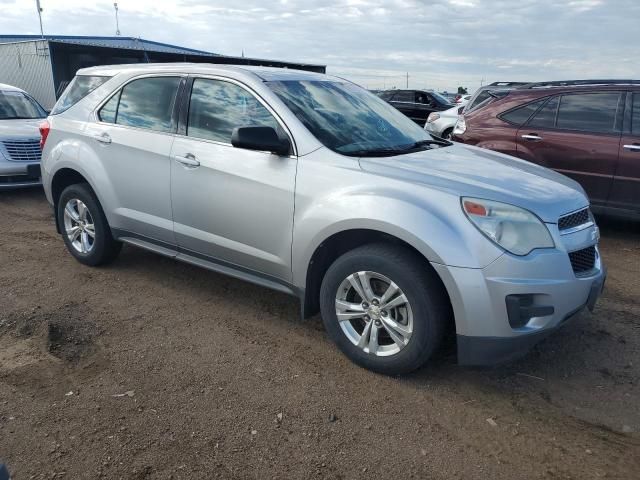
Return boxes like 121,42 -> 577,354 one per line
35,0 -> 44,38
114,2 -> 121,36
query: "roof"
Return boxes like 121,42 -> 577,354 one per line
0,35 -> 218,56
77,63 -> 334,82
0,83 -> 26,93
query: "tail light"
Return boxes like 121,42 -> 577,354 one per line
39,120 -> 50,150
453,115 -> 466,135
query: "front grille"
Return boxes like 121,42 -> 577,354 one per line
1,140 -> 42,162
558,208 -> 591,231
568,246 -> 596,276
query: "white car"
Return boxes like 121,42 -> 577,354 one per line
424,104 -> 464,139
0,83 -> 47,189
456,94 -> 472,105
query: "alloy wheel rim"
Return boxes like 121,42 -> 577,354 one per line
63,198 -> 96,254
335,271 -> 413,357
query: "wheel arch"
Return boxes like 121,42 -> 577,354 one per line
50,167 -> 100,234
300,228 -> 454,332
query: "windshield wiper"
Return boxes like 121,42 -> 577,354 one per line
343,148 -> 405,157
1,117 -> 42,120
403,138 -> 452,150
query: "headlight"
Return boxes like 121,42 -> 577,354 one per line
453,115 -> 466,135
427,112 -> 440,123
462,197 -> 554,256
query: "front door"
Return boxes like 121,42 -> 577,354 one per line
516,92 -> 622,207
170,77 -> 297,281
609,92 -> 640,213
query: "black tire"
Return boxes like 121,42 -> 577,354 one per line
441,128 -> 453,140
320,243 -> 450,375
57,183 -> 122,266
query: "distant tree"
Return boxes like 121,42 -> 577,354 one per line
457,86 -> 468,94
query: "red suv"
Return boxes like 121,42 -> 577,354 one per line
453,80 -> 640,218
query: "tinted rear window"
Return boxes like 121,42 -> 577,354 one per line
51,75 -> 111,115
500,99 -> 545,126
632,93 -> 640,136
115,77 -> 181,133
556,93 -> 621,133
467,90 -> 492,111
393,91 -> 413,102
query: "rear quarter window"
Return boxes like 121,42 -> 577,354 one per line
499,99 -> 545,126
51,75 -> 111,115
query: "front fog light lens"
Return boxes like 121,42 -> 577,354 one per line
462,198 -> 555,256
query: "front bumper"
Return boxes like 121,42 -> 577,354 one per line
432,225 -> 605,366
0,160 -> 42,189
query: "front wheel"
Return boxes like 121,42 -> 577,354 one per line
319,244 -> 450,375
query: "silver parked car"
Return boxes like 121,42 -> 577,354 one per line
424,104 -> 464,139
40,64 -> 605,374
0,83 -> 47,189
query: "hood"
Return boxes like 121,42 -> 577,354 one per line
359,144 -> 587,223
0,118 -> 43,139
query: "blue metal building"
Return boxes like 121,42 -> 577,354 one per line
0,35 -> 325,109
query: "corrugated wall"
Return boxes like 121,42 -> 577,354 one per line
0,40 -> 56,109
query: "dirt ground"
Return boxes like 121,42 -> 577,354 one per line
0,188 -> 638,479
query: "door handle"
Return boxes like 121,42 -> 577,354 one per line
623,144 -> 640,152
521,134 -> 542,141
173,153 -> 200,167
93,133 -> 111,144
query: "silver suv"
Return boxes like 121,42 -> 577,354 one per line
41,64 -> 605,374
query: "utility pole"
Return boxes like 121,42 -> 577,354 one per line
406,72 -> 409,88
35,0 -> 44,38
114,2 -> 121,36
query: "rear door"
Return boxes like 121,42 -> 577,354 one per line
89,75 -> 183,244
413,92 -> 437,125
609,92 -> 640,213
389,91 -> 418,122
515,91 -> 623,206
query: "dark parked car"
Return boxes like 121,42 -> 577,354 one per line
452,80 -> 640,219
378,89 -> 453,125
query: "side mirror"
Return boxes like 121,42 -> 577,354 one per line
231,126 -> 291,156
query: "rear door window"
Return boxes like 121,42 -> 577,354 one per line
556,93 -> 621,133
632,93 -> 640,136
392,91 -> 413,103
528,96 -> 559,128
500,99 -> 545,126
51,75 -> 111,115
115,77 -> 181,133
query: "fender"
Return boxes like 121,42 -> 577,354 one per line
291,182 -> 504,290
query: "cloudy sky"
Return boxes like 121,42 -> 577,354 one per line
0,0 -> 637,91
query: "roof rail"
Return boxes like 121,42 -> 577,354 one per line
521,79 -> 640,89
488,81 -> 529,87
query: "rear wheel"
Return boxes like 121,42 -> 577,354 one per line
441,127 -> 453,140
320,244 -> 450,374
57,183 -> 121,266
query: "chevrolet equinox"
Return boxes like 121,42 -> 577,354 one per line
40,64 -> 606,374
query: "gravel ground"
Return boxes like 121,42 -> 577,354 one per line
0,188 -> 638,479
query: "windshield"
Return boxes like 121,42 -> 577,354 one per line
0,91 -> 46,120
267,80 -> 447,156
